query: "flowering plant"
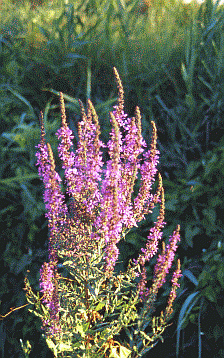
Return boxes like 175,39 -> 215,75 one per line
24,68 -> 181,358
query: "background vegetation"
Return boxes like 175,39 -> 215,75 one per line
0,0 -> 223,357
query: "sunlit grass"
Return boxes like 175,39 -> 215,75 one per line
0,0 -> 194,79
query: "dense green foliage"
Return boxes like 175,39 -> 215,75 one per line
0,0 -> 223,357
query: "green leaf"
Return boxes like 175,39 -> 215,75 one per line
109,347 -> 120,358
176,292 -> 200,357
185,94 -> 196,110
186,161 -> 201,179
46,338 -> 57,357
198,270 -> 211,287
183,269 -> 199,286
95,302 -> 106,311
63,260 -> 73,266
76,322 -> 89,337
203,286 -> 217,303
119,345 -> 132,358
165,198 -> 178,211
41,304 -> 49,315
198,75 -> 213,91
4,86 -> 36,118
217,267 -> 224,288
181,62 -> 188,84
185,225 -> 200,248
28,309 -> 43,319
202,208 -> 216,225
210,195 -> 223,208
58,342 -> 73,352
42,88 -> 80,112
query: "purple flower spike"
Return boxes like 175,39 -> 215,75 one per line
39,262 -> 61,337
35,112 -> 68,256
152,225 -> 181,292
134,121 -> 160,223
165,259 -> 182,319
35,68 -> 182,343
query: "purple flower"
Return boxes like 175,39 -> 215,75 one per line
152,225 -> 181,292
137,265 -> 149,302
138,177 -> 165,266
39,261 -> 61,337
35,68 -> 182,342
134,121 -> 160,223
165,259 -> 182,319
56,95 -> 104,220
35,113 -> 68,257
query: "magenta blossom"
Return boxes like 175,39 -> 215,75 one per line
35,68 -> 182,342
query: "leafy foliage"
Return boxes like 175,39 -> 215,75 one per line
176,239 -> 224,358
163,142 -> 224,251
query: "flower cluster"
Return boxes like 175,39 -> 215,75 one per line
39,262 -> 61,337
32,68 -> 182,357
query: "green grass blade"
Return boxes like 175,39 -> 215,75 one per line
176,291 -> 200,358
183,269 -> 199,286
